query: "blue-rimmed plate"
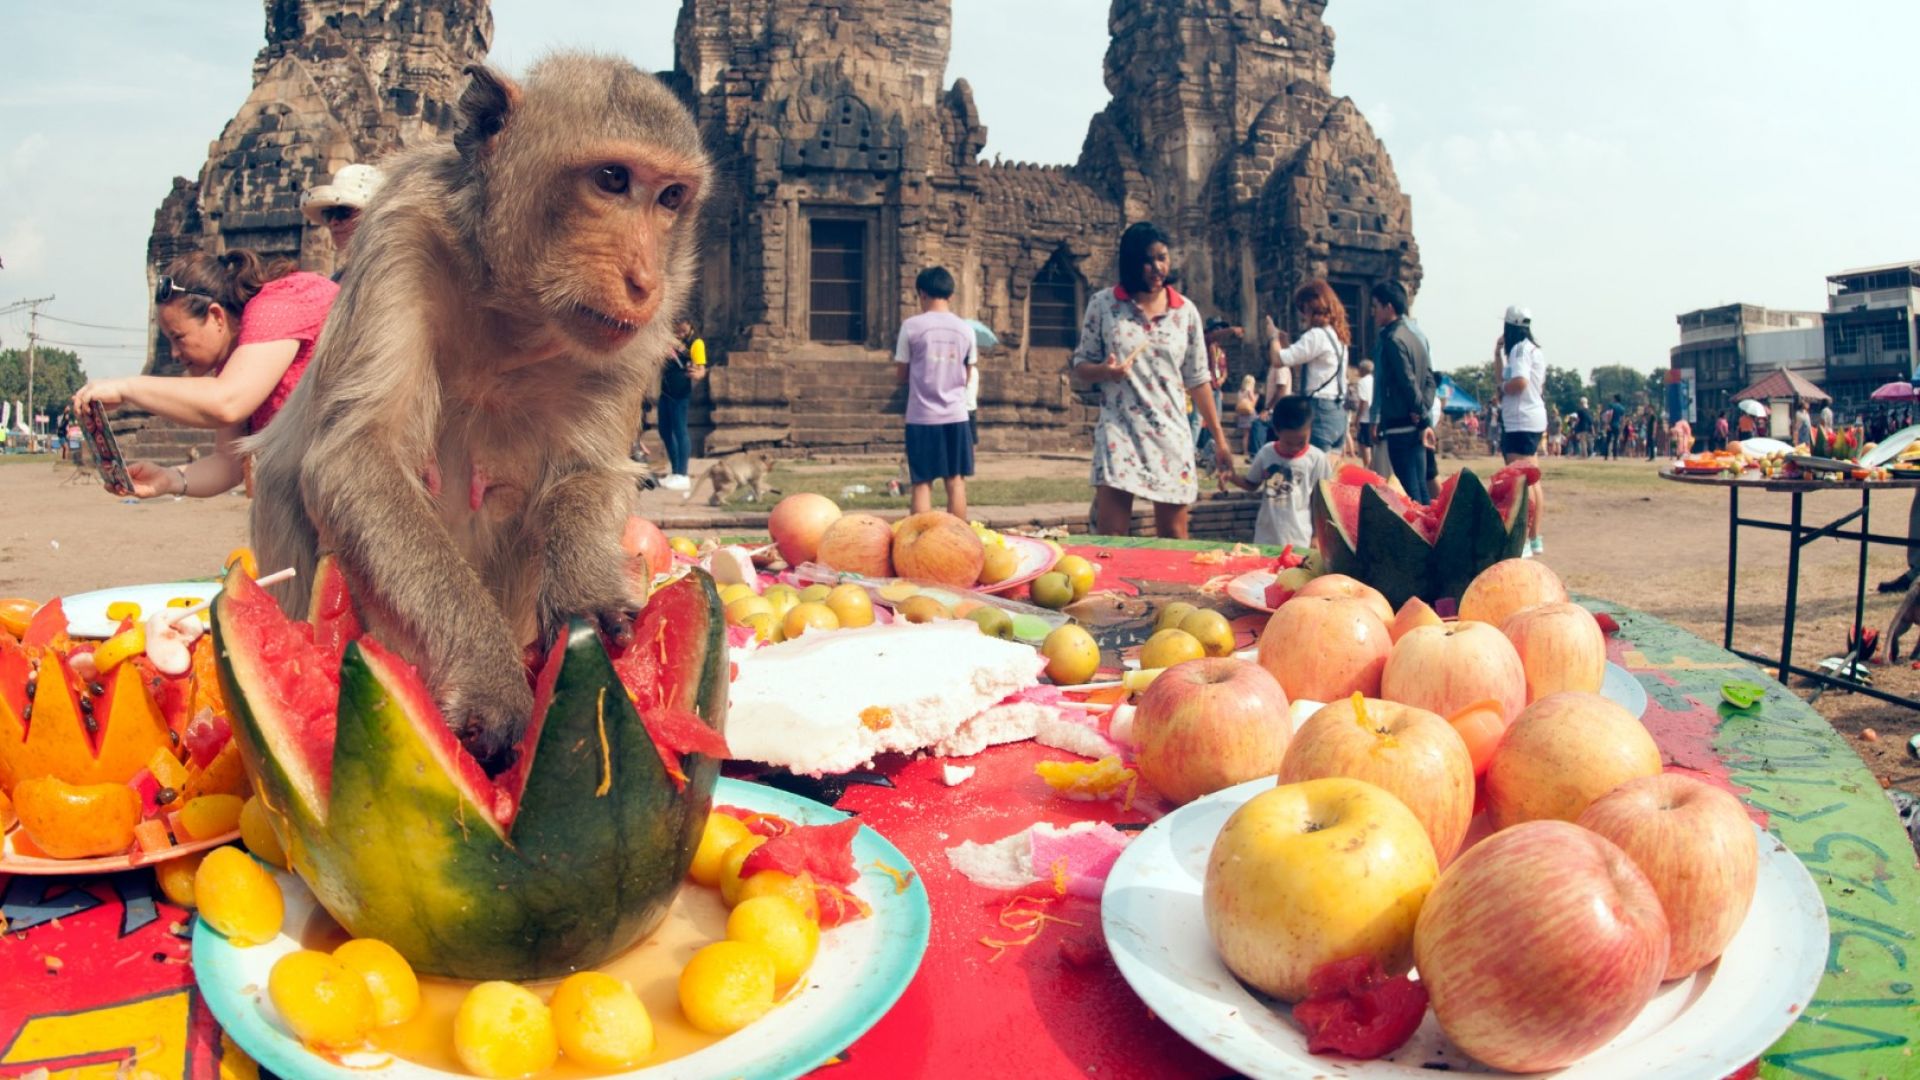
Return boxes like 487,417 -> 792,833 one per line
193,777 -> 929,1080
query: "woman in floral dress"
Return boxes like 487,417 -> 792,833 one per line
1073,222 -> 1235,538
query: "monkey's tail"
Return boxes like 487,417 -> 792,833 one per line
681,470 -> 706,502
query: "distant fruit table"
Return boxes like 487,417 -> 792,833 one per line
1,537 -> 1915,1079
1660,468 -> 1920,710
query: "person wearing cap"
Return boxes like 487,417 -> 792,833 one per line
300,164 -> 383,279
70,249 -> 338,499
1497,305 -> 1547,556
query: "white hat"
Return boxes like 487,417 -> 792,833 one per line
1504,304 -> 1532,326
300,164 -> 384,225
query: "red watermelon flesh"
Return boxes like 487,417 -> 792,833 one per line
1327,469 -> 1440,545
1488,463 -> 1541,518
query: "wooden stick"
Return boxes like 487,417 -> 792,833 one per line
1054,700 -> 1116,712
166,567 -> 297,628
1057,680 -> 1124,693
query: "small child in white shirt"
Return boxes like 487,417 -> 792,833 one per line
1222,395 -> 1335,549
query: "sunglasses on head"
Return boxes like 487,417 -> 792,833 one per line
154,276 -> 212,305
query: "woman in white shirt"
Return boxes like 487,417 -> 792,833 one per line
1497,304 -> 1548,556
1267,280 -> 1352,452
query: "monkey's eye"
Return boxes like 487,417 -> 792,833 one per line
658,184 -> 689,211
593,165 -> 631,195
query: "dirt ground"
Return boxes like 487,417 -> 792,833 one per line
8,449 -> 1916,795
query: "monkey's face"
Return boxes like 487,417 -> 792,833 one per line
458,57 -> 711,359
526,152 -> 704,354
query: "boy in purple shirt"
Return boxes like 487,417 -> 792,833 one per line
895,266 -> 978,517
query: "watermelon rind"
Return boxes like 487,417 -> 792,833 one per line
1354,483 -> 1437,610
1430,471 -> 1529,604
1305,468 -> 1533,609
214,566 -> 726,980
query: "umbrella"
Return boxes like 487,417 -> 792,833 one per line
1870,381 -> 1916,402
1738,398 -> 1769,419
1435,375 -> 1479,414
966,318 -> 999,351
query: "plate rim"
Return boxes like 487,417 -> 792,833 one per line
1,826 -> 242,875
194,776 -> 930,1080
975,534 -> 1058,596
1100,776 -> 1828,1079
58,579 -> 220,639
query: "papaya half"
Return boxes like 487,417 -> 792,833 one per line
212,558 -> 728,980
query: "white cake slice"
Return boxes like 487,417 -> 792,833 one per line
726,621 -> 1048,775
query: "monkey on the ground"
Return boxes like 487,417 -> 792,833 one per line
682,451 -> 778,506
246,53 -> 710,769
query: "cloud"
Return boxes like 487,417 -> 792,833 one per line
0,218 -> 48,276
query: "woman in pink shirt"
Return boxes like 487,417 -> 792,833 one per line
73,249 -> 337,499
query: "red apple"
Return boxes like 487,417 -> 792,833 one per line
1380,620 -> 1527,727
1134,658 -> 1291,805
891,511 -> 985,588
1502,601 -> 1607,702
1577,773 -> 1760,979
768,492 -> 842,566
1256,596 -> 1392,703
1413,820 -> 1670,1072
1281,696 -> 1474,865
1485,691 -> 1662,830
816,512 -> 895,578
1457,558 -> 1568,628
1205,777 -> 1438,1002
620,515 -> 672,583
1295,574 -> 1393,626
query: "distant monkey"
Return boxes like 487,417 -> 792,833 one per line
683,451 -> 778,506
247,54 -> 710,768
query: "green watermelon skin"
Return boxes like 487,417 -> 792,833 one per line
1309,468 -> 1531,609
215,567 -> 726,980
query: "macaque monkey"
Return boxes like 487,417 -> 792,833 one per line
246,54 -> 710,769
683,451 -> 778,506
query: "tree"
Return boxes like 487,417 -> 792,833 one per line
1590,364 -> 1650,407
1543,365 -> 1587,417
1447,365 -> 1494,411
0,348 -> 88,418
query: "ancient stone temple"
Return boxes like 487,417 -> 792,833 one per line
679,0 -> 1420,454
144,0 -> 1418,459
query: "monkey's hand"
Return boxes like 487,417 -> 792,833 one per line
440,652 -> 538,773
539,471 -> 644,654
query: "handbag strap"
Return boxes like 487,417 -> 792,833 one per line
1306,328 -> 1345,402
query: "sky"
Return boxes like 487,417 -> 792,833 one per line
3,0 -> 1917,384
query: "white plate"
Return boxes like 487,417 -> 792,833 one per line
1859,423 -> 1920,468
1102,778 -> 1827,1078
59,580 -> 219,639
1227,569 -> 1280,612
1737,437 -> 1793,458
195,777 -> 931,1080
976,534 -> 1059,596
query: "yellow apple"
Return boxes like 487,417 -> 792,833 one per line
1281,696 -> 1475,865
1203,777 -> 1438,1002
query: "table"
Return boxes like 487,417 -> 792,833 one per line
1661,469 -> 1920,709
4,537 -> 1917,1080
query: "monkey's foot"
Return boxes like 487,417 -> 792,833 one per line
442,679 -> 535,776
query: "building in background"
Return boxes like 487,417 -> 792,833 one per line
1669,304 -> 1823,421
141,0 -> 1422,457
1822,260 -> 1920,409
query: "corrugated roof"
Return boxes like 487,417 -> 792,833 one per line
1733,368 -> 1830,404
1827,258 -> 1920,279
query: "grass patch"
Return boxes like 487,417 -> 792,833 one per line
726,466 -> 1090,512
0,453 -> 58,466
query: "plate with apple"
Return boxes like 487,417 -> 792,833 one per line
1102,772 -> 1827,1077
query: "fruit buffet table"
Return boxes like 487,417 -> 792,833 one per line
2,537 -> 1916,1080
1660,468 -> 1920,709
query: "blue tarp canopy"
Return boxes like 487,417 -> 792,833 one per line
1435,374 -> 1480,414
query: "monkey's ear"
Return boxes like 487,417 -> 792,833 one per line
454,64 -> 522,159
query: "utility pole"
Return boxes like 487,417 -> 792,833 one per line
27,296 -> 51,449
0,296 -> 55,449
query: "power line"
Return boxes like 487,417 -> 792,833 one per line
38,313 -> 146,333
36,337 -> 148,350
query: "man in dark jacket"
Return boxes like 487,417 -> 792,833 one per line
1369,280 -> 1434,502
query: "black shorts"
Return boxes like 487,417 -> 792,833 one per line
1501,430 -> 1542,456
905,420 -> 975,484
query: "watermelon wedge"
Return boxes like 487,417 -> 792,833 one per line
213,559 -> 729,980
1312,467 -> 1532,608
